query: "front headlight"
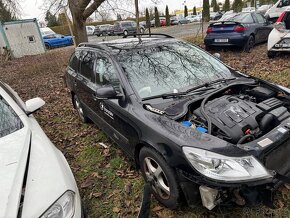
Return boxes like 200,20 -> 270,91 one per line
41,190 -> 75,218
183,147 -> 272,182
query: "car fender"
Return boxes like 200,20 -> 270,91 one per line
267,28 -> 284,50
21,118 -> 81,218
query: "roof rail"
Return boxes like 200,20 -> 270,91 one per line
123,33 -> 174,39
77,43 -> 111,51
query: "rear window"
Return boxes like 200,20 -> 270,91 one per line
225,13 -> 254,23
0,96 -> 23,138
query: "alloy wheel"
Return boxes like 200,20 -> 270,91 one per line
74,95 -> 85,122
143,157 -> 170,200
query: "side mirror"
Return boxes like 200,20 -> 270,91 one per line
95,85 -> 121,99
213,53 -> 221,59
25,97 -> 45,115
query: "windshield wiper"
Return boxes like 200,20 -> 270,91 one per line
142,78 -> 236,101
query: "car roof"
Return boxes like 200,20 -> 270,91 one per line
78,36 -> 179,55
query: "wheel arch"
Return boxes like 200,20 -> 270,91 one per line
134,140 -> 174,169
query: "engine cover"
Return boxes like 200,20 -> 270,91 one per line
194,96 -> 263,143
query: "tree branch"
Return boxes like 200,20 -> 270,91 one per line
83,0 -> 105,19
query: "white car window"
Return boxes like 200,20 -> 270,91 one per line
0,96 -> 23,138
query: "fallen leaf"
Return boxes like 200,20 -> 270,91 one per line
92,192 -> 102,198
152,205 -> 163,212
81,178 -> 94,188
113,207 -> 121,213
124,182 -> 132,194
284,184 -> 290,190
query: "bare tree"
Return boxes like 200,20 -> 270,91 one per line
68,0 -> 107,44
0,0 -> 20,21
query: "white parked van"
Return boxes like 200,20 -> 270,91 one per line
86,26 -> 95,35
265,0 -> 290,21
40,27 -> 55,36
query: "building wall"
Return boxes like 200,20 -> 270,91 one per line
3,20 -> 45,58
175,8 -> 203,17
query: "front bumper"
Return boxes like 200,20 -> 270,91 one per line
269,37 -> 290,51
176,138 -> 290,209
204,33 -> 249,47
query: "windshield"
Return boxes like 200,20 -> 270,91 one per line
0,96 -> 23,138
118,41 -> 231,98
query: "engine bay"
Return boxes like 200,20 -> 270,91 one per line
179,85 -> 290,144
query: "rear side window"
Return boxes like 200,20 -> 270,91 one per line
69,50 -> 81,71
0,96 -> 23,138
255,14 -> 266,24
80,50 -> 97,81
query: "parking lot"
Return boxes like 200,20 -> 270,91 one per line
0,29 -> 289,216
88,22 -> 208,42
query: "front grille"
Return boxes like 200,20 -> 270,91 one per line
263,140 -> 290,175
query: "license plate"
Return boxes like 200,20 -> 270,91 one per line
214,39 -> 228,43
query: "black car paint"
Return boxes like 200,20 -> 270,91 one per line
65,37 -> 290,208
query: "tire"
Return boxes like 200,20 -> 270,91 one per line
73,94 -> 90,123
123,30 -> 128,36
244,35 -> 255,53
139,147 -> 181,209
45,43 -> 51,50
267,51 -> 276,59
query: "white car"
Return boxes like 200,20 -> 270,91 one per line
242,7 -> 256,12
267,7 -> 290,58
192,14 -> 202,22
265,0 -> 290,22
40,27 -> 55,36
185,15 -> 196,23
86,25 -> 95,35
0,82 -> 83,218
257,4 -> 272,15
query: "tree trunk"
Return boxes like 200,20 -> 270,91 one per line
72,17 -> 88,45
69,2 -> 88,45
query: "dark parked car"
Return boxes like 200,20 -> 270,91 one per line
43,34 -> 73,49
113,21 -> 143,36
94,24 -> 114,36
65,35 -> 290,211
204,12 -> 273,52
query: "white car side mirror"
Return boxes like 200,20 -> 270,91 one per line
25,97 -> 45,115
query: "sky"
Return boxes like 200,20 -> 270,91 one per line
20,0 -> 204,21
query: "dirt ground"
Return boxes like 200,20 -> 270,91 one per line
0,42 -> 289,218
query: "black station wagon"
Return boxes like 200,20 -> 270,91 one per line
65,34 -> 290,210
